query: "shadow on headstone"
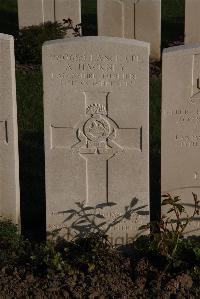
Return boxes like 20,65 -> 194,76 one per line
47,197 -> 149,246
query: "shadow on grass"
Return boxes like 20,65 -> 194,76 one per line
162,0 -> 185,49
0,8 -> 18,36
150,78 -> 161,223
81,0 -> 97,36
19,132 -> 46,243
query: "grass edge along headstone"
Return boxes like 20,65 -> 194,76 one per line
185,0 -> 200,45
43,36 -> 150,245
161,44 -> 200,236
0,34 -> 20,225
97,0 -> 161,61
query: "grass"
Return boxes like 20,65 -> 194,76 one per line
16,69 -> 45,241
162,0 -> 185,48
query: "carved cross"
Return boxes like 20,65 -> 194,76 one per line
51,92 -> 142,206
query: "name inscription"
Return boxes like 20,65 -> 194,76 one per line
50,53 -> 140,89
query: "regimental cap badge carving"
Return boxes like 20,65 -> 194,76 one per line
86,104 -> 107,116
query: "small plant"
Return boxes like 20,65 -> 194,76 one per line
140,193 -> 199,261
136,193 -> 200,295
0,218 -> 24,266
30,240 -> 66,274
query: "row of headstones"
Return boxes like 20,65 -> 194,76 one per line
1,33 -> 200,244
18,0 -> 161,60
17,0 -> 200,62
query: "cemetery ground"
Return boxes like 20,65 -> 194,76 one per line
0,0 -> 200,298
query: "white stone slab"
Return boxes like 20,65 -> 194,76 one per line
0,34 -> 20,224
97,0 -> 161,60
135,0 -> 161,61
55,0 -> 81,25
18,0 -> 81,29
185,0 -> 200,45
161,44 -> 200,235
18,0 -> 54,28
43,36 -> 150,245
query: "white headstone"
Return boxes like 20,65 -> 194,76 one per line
43,36 -> 150,245
18,0 -> 81,29
97,0 -> 161,60
17,0 -> 54,28
0,34 -> 20,224
185,0 -> 200,45
55,0 -> 81,26
162,44 -> 200,235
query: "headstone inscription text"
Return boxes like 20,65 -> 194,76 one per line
0,34 -> 20,224
43,37 -> 149,244
162,45 -> 200,235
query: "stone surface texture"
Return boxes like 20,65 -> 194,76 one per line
97,0 -> 161,60
162,44 -> 200,235
18,0 -> 54,28
185,0 -> 200,45
43,36 -> 149,244
55,0 -> 81,26
18,0 -> 81,29
0,34 -> 20,224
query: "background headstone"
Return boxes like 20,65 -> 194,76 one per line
97,0 -> 161,60
185,0 -> 200,45
55,0 -> 81,26
17,0 -> 54,28
43,36 -> 149,244
162,45 -> 200,235
135,0 -> 161,61
18,0 -> 81,29
0,34 -> 20,224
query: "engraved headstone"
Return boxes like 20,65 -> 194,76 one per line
17,0 -> 54,28
43,37 -> 150,244
162,45 -> 200,235
0,34 -> 20,224
97,0 -> 161,60
185,0 -> 200,45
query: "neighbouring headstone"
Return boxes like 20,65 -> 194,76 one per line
162,45 -> 200,235
0,34 -> 20,224
97,0 -> 161,60
18,0 -> 81,29
17,0 -> 54,28
55,0 -> 81,27
43,36 -> 150,244
185,0 -> 200,45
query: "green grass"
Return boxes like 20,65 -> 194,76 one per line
0,0 -> 18,35
81,0 -> 97,35
150,77 -> 161,220
16,70 -> 43,135
16,70 -> 45,240
162,0 -> 185,48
